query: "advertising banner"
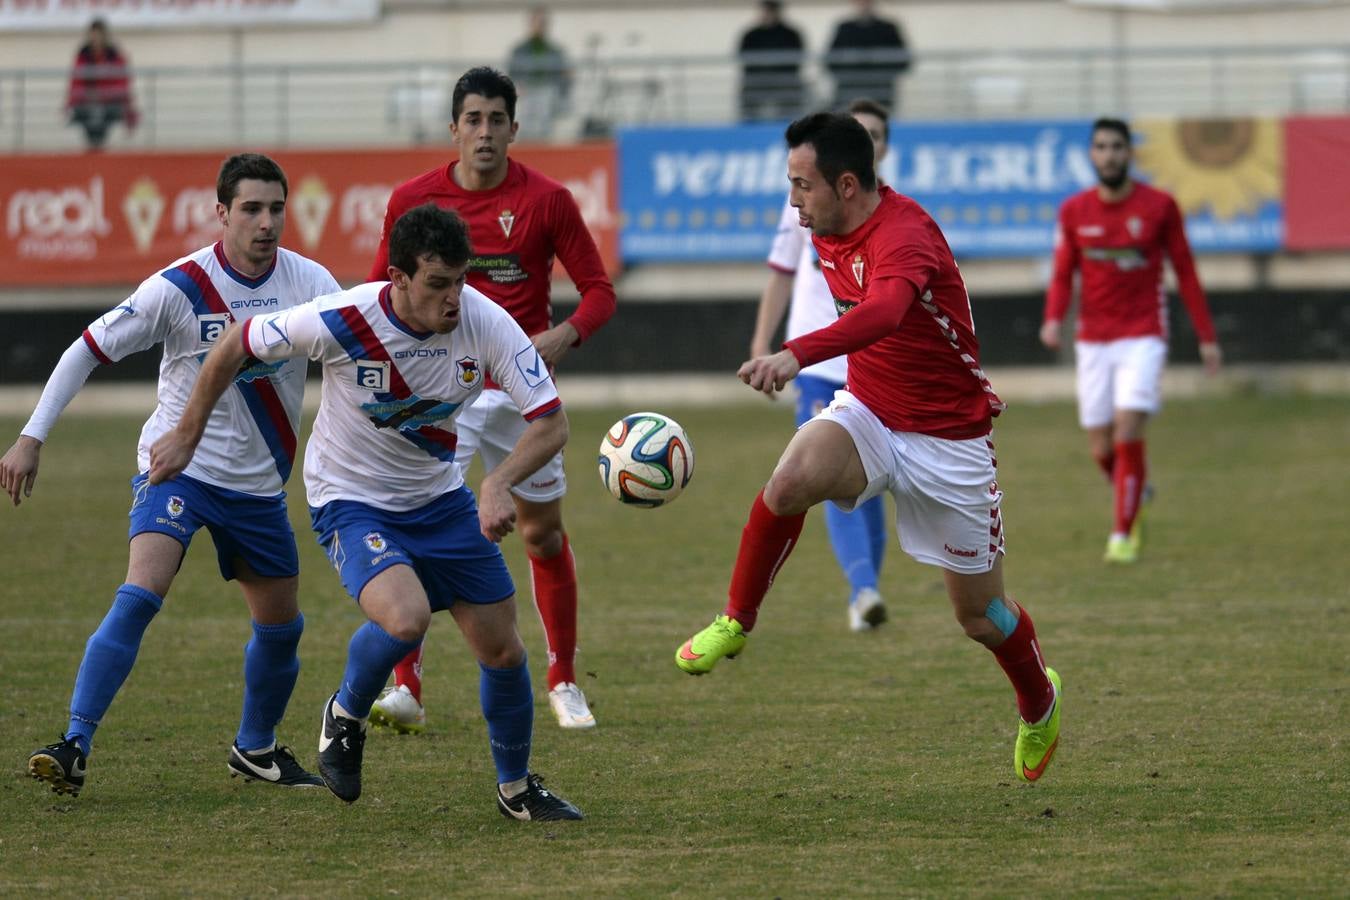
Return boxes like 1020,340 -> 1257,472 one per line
0,0 -> 379,31
0,144 -> 618,287
1283,115 -> 1350,251
618,118 -> 1283,262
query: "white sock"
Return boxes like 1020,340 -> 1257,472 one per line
500,776 -> 529,798
331,696 -> 367,725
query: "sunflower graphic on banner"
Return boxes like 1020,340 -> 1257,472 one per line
1134,117 -> 1283,251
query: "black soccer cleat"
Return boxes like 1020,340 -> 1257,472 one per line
317,693 -> 366,803
228,742 -> 324,788
28,737 -> 87,798
496,773 -> 584,822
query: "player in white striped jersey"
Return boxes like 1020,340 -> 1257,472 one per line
4,154 -> 339,797
149,203 -> 582,820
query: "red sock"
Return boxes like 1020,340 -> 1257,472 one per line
392,643 -> 424,703
991,602 -> 1055,722
1112,439 -> 1147,535
1093,448 -> 1115,482
529,533 -> 577,689
724,489 -> 806,633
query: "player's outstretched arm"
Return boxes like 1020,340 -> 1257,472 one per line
0,436 -> 42,507
477,410 -> 569,543
750,269 -> 795,361
531,320 -> 581,367
738,349 -> 802,398
148,322 -> 251,484
1,337 -> 104,506
1199,341 -> 1222,376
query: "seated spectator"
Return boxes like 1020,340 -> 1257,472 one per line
508,6 -> 571,140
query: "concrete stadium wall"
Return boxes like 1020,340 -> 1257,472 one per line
3,290 -> 1345,387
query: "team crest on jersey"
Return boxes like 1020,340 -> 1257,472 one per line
1126,216 -> 1143,239
363,532 -> 386,553
498,209 -> 515,238
355,359 -> 391,393
456,355 -> 481,387
851,254 -> 865,287
166,496 -> 185,518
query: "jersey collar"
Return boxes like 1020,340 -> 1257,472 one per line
379,283 -> 434,340
213,242 -> 276,289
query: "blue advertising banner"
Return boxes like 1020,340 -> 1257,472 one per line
618,119 -> 1282,262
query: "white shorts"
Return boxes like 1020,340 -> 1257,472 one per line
814,390 -> 1004,574
1074,336 -> 1168,429
455,389 -> 567,503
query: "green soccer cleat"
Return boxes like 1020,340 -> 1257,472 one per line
1104,534 -> 1137,564
675,614 -> 747,675
1016,668 -> 1062,782
1128,485 -> 1152,555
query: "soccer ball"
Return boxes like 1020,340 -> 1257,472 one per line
597,412 -> 694,507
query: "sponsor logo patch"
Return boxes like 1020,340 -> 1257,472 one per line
355,359 -> 391,393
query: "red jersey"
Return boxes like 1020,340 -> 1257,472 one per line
370,158 -> 615,345
785,188 -> 1003,440
1045,182 -> 1215,343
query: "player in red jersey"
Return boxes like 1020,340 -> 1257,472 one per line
367,67 -> 616,731
675,112 -> 1062,783
1041,118 -> 1222,565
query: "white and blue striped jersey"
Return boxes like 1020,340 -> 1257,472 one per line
81,243 -> 339,496
242,282 -> 561,512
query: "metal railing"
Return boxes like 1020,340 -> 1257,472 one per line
3,45 -> 1348,152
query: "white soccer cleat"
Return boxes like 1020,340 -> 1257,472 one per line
547,682 -> 596,729
368,684 -> 427,735
848,587 -> 888,632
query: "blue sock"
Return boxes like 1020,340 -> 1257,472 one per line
861,495 -> 887,574
236,614 -> 304,752
66,584 -> 163,755
336,622 -> 421,719
825,499 -> 883,603
479,658 -> 533,784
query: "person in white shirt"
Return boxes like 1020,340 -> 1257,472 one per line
149,203 -> 583,821
748,98 -> 893,632
4,153 -> 339,798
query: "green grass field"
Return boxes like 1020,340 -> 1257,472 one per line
1,395 -> 1346,897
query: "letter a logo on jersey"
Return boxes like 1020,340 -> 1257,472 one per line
852,254 -> 865,287
498,209 -> 515,238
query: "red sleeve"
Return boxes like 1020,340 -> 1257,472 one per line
549,189 -> 615,344
1162,197 -> 1216,343
1044,201 -> 1078,324
367,187 -> 405,282
784,277 -> 916,367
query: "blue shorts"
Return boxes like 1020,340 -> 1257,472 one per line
309,487 -> 514,611
796,373 -> 845,428
128,472 -> 299,581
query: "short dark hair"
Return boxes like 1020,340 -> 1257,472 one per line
1092,117 -> 1132,145
452,66 -> 518,122
216,153 -> 288,207
785,112 -> 877,192
846,97 -> 890,126
389,203 -> 473,278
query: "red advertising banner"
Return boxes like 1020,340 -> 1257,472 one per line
0,144 -> 618,287
1284,116 -> 1350,251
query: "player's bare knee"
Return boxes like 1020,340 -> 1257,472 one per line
521,523 -> 564,559
382,607 -> 431,643
763,467 -> 814,515
478,634 -> 526,669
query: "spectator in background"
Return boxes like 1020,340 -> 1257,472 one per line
825,0 -> 910,111
508,6 -> 571,140
737,1 -> 806,122
66,18 -> 138,151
